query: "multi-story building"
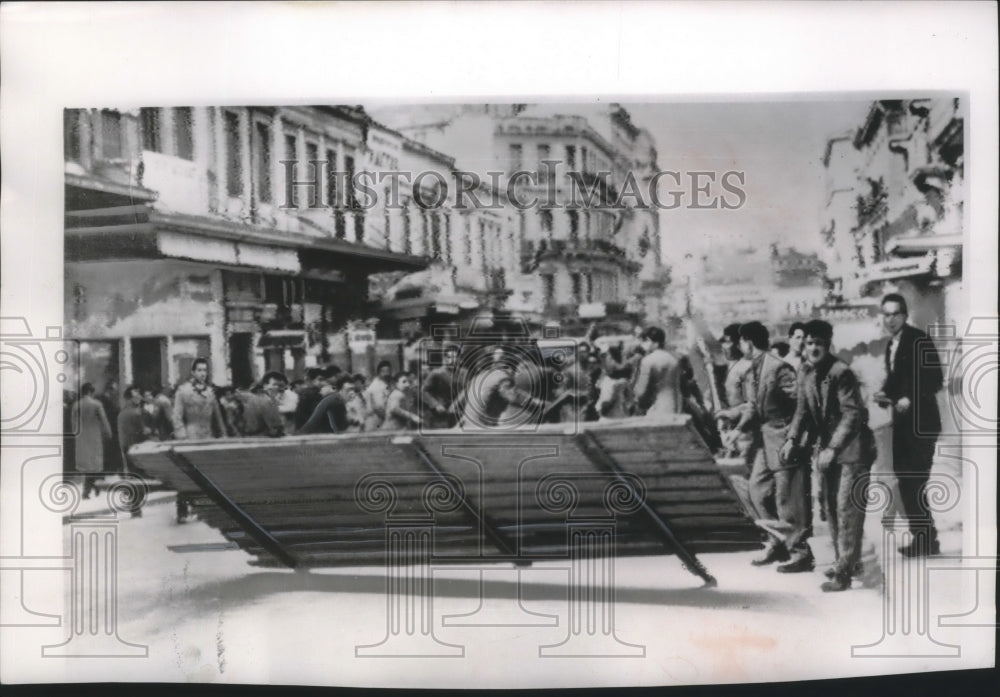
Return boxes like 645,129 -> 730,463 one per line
370,103 -> 667,335
820,98 -> 964,331
685,244 -> 824,336
63,106 -> 427,392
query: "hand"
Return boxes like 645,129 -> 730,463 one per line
816,448 -> 835,472
894,397 -> 911,414
779,440 -> 794,465
722,429 -> 739,449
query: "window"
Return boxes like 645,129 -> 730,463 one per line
284,132 -> 298,206
509,144 -> 523,171
571,273 -> 582,303
580,146 -> 588,173
140,108 -> 161,152
174,107 -> 194,160
344,155 -> 357,208
539,208 -> 553,233
585,273 -> 593,303
542,274 -> 555,306
430,213 -> 442,259
565,145 -> 576,171
325,148 -> 338,207
253,122 -> 272,203
568,210 -> 579,243
101,109 -> 122,159
64,109 -> 82,162
402,207 -> 411,253
305,142 -> 319,207
224,111 -> 243,197
463,218 -> 473,265
537,144 -> 551,181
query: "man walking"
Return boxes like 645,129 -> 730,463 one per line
71,383 -> 113,499
172,358 -> 224,522
734,322 -> 809,572
116,385 -> 150,517
874,293 -> 944,557
782,320 -> 877,591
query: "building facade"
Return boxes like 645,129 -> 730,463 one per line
64,105 -> 427,393
370,104 -> 667,335
820,98 -> 964,331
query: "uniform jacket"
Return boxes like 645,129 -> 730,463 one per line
787,355 -> 876,465
883,323 -> 943,438
71,395 -> 112,472
172,380 -> 224,440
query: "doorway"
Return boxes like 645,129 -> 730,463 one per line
131,337 -> 165,392
229,333 -> 254,389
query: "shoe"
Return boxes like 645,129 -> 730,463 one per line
777,554 -> 815,573
824,561 -> 863,579
751,546 -> 790,566
821,574 -> 851,592
898,537 -> 940,558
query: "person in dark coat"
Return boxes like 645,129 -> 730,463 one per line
242,372 -> 287,438
294,368 -> 326,430
116,385 -> 150,517
300,374 -> 356,434
874,293 -> 944,557
782,320 -> 877,591
71,383 -> 112,499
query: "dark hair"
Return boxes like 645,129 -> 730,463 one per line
577,341 -> 592,354
352,373 -> 367,384
81,382 -> 96,396
393,372 -> 411,385
721,322 -> 742,343
306,368 -> 324,381
261,371 -> 287,386
333,374 -> 355,390
788,322 -> 807,337
803,319 -> 834,343
739,321 -> 770,350
122,385 -> 137,400
376,360 -> 393,373
881,293 -> 908,315
191,357 -> 209,372
770,341 -> 790,358
642,326 -> 666,348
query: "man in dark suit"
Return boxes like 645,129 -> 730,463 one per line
782,320 -> 877,591
734,321 -> 808,572
874,293 -> 944,557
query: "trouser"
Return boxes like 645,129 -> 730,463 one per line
749,445 -> 811,557
824,460 -> 871,576
892,429 -> 939,538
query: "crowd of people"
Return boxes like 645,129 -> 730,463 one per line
65,293 -> 945,591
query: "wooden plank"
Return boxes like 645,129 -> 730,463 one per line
165,449 -> 299,569
574,429 -> 718,587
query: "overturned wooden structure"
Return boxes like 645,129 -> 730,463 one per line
130,416 -> 761,587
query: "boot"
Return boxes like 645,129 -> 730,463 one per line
898,532 -> 940,558
821,573 -> 851,592
776,551 -> 815,574
825,561 -> 863,579
751,544 -> 789,566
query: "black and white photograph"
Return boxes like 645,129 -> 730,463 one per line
1,2 -> 996,690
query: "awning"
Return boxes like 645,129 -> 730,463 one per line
258,330 -> 306,349
886,234 -> 962,255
